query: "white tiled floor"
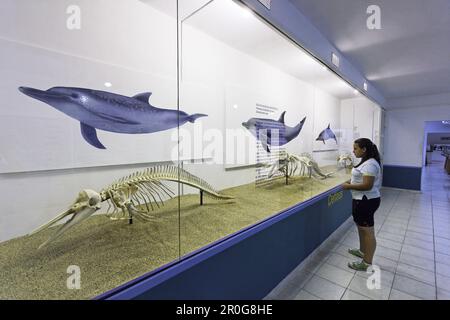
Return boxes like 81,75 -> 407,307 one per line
265,162 -> 450,300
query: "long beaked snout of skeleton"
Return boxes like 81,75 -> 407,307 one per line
28,189 -> 102,249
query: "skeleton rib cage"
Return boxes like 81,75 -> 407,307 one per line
101,165 -> 234,221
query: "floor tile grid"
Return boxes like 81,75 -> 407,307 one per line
393,193 -> 447,298
270,189 -> 438,300
358,163 -> 448,299
296,221 -> 355,299
377,186 -> 450,299
326,189 -> 438,299
297,259 -> 357,300
384,190 -> 433,300
430,166 -> 447,298
302,189 -> 407,300
266,163 -> 450,300
375,190 -> 405,300
303,190 -> 399,300
422,163 -> 449,297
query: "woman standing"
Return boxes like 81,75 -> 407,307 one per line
342,138 -> 382,271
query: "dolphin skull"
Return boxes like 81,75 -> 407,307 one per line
29,189 -> 102,249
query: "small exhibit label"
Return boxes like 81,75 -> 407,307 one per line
328,191 -> 343,207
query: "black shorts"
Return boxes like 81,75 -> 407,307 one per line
352,196 -> 381,227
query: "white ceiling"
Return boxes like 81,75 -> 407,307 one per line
143,0 -> 361,100
290,0 -> 450,100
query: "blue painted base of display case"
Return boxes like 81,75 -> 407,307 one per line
97,187 -> 351,300
382,165 -> 422,191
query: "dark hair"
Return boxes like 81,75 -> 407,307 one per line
354,138 -> 381,167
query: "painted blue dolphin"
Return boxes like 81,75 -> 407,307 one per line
316,124 -> 337,144
242,111 -> 306,152
18,86 -> 207,149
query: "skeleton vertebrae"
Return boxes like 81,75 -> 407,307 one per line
101,165 -> 233,221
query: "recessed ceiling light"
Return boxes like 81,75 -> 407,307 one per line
104,82 -> 112,88
233,104 -> 238,109
353,89 -> 359,95
331,52 -> 340,68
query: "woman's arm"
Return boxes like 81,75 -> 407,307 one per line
342,175 -> 375,191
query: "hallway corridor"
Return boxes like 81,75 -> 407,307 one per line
266,163 -> 450,300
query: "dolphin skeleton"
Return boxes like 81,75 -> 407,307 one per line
19,86 -> 207,149
316,124 -> 337,144
242,111 -> 306,152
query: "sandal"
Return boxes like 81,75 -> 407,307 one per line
348,260 -> 371,271
348,248 -> 364,259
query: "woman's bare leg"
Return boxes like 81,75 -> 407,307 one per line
359,226 -> 376,264
357,226 -> 365,253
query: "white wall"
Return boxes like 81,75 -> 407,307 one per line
384,105 -> 450,167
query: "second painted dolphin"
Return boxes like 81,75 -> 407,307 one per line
19,86 -> 207,149
242,111 -> 306,152
316,124 -> 337,144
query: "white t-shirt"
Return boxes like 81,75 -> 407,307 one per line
350,158 -> 382,200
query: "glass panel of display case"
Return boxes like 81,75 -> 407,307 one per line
0,0 -> 384,299
0,0 -> 179,299
373,107 -> 383,155
177,0 -> 381,256
178,0 -> 315,256
340,96 -> 383,163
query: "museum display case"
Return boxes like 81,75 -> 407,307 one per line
0,0 -> 382,299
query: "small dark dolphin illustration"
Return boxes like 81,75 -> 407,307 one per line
242,111 -> 306,152
316,124 -> 337,144
18,86 -> 207,149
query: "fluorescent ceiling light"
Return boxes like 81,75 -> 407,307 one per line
331,52 -> 339,68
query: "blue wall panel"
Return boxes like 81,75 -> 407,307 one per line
382,165 -> 422,191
